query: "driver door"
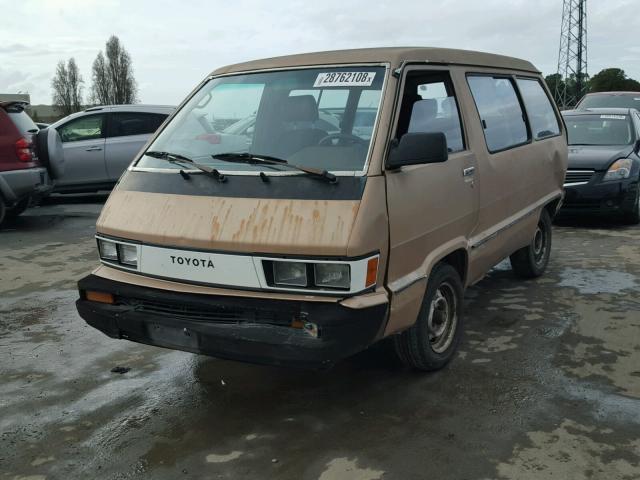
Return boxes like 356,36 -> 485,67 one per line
385,67 -> 479,333
56,114 -> 107,187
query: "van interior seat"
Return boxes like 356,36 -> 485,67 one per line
408,98 -> 463,151
275,95 -> 328,157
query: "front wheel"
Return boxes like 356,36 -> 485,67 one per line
510,209 -> 552,279
393,263 -> 464,371
621,186 -> 640,225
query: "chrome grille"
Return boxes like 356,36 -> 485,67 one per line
564,169 -> 594,186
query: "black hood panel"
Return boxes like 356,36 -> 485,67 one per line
568,145 -> 633,170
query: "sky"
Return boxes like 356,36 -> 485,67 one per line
1,0 -> 638,106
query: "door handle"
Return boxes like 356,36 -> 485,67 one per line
463,166 -> 475,177
86,146 -> 102,152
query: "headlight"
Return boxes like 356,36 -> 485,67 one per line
118,244 -> 138,267
314,263 -> 350,289
98,239 -> 118,261
273,262 -> 308,286
603,158 -> 632,181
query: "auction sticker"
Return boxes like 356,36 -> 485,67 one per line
600,115 -> 626,120
314,71 -> 376,88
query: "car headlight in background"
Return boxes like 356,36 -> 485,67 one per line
273,261 -> 308,287
314,263 -> 350,289
603,158 -> 632,181
98,238 -> 118,261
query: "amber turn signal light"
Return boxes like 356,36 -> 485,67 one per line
365,257 -> 379,287
85,290 -> 115,304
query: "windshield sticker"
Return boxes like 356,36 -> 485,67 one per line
600,115 -> 626,120
314,72 -> 376,88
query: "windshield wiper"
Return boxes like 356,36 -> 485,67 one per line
145,151 -> 226,182
211,152 -> 337,184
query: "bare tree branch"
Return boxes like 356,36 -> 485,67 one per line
91,35 -> 138,105
51,58 -> 84,116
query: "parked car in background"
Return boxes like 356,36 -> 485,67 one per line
560,108 -> 640,223
577,92 -> 640,110
50,105 -> 174,193
0,101 -> 64,226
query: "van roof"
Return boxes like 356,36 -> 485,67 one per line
211,47 -> 539,76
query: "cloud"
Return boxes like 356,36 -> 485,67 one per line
0,0 -> 638,105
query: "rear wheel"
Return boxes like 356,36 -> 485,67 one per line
5,197 -> 30,219
510,209 -> 552,278
393,263 -> 464,371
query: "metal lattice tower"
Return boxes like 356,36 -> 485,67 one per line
555,0 -> 588,108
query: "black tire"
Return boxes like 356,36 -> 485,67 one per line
510,209 -> 552,279
393,263 -> 464,371
5,197 -> 30,219
621,186 -> 640,225
0,196 -> 6,226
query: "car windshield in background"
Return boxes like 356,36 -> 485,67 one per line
564,114 -> 634,146
578,94 -> 640,109
136,66 -> 385,174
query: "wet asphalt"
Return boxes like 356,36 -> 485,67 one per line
1,197 -> 639,480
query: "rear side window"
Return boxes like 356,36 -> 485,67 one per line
58,114 -> 105,142
108,112 -> 168,137
467,76 -> 528,152
8,110 -> 38,135
516,78 -> 560,139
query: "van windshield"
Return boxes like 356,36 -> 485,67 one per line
137,66 -> 385,174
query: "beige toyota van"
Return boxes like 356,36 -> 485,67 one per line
76,48 -> 568,370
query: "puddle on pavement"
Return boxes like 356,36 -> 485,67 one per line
558,267 -> 637,294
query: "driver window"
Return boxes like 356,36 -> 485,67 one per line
396,72 -> 465,153
58,114 -> 104,143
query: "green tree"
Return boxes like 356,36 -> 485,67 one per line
589,68 -> 640,92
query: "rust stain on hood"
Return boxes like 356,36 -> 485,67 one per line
97,191 -> 361,255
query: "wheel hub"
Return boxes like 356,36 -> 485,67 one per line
428,283 -> 458,354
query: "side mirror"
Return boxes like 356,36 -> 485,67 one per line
387,132 -> 448,170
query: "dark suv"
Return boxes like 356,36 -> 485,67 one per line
0,101 -> 64,226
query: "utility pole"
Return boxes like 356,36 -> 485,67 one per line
555,0 -> 588,108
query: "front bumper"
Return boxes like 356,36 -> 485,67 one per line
76,274 -> 388,368
560,176 -> 638,216
0,167 -> 52,204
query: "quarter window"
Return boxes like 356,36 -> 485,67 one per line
108,112 -> 168,137
57,114 -> 104,142
467,76 -> 528,152
516,78 -> 560,140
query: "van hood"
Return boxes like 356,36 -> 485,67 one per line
96,172 -> 366,256
568,145 -> 633,170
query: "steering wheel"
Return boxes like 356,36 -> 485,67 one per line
318,133 -> 367,146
